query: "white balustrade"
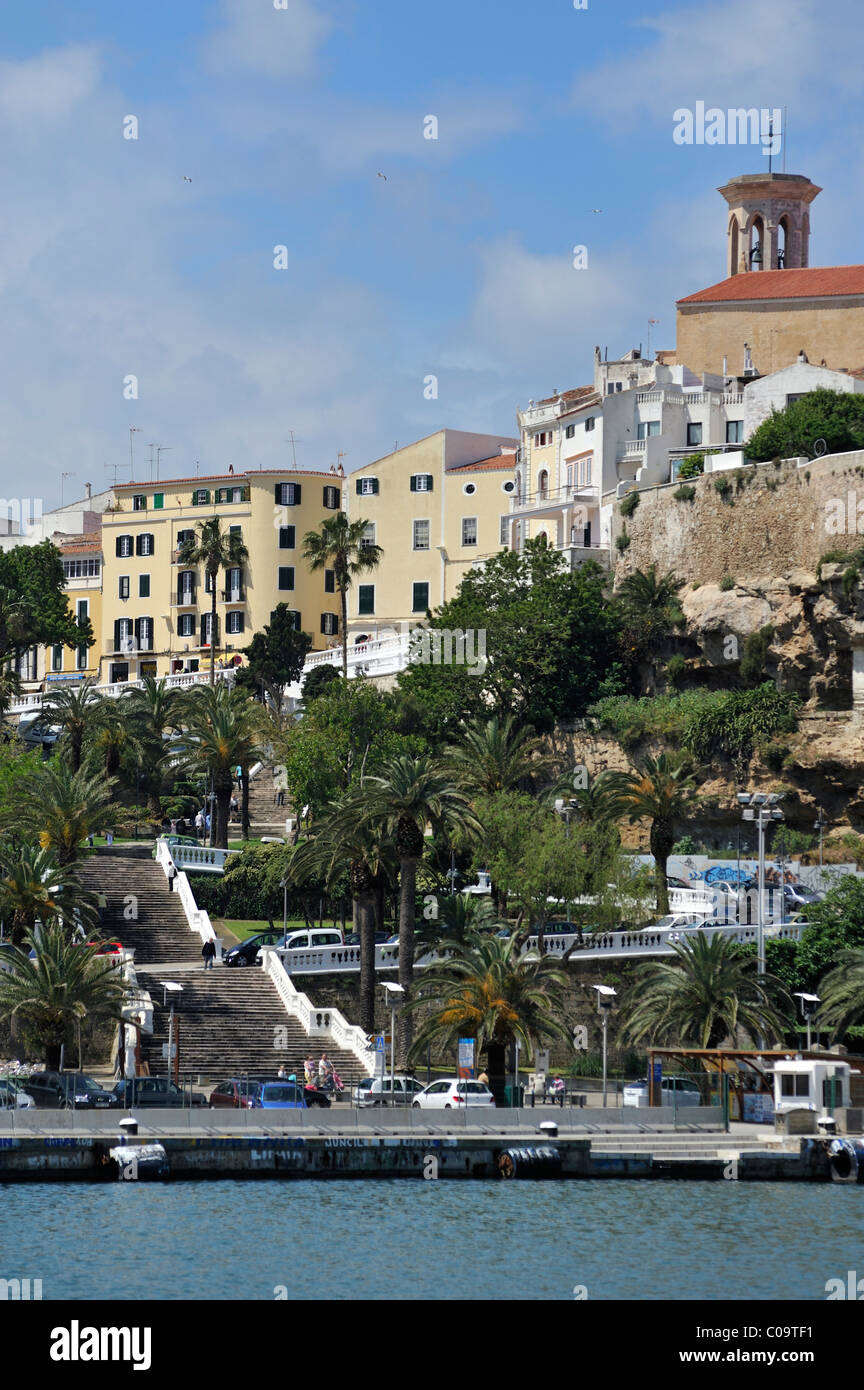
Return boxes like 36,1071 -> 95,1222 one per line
8,668 -> 233,716
261,948 -> 377,1073
154,838 -> 217,952
170,843 -> 238,874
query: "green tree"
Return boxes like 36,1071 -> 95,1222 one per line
615,565 -> 685,679
0,540 -> 92,655
605,752 -> 697,914
447,714 -> 554,797
472,790 -> 548,917
16,762 -> 121,865
0,925 -> 128,1069
36,678 -> 105,772
405,932 -> 572,1104
234,604 -> 312,716
361,755 -> 481,1061
302,513 -> 383,678
621,932 -> 790,1049
301,665 -> 342,703
484,811 -> 588,945
121,676 -> 185,819
817,949 -> 864,1039
396,540 -> 622,739
180,685 -> 261,846
746,388 -> 864,462
0,846 -> 97,946
792,877 -> 864,989
177,517 -> 249,685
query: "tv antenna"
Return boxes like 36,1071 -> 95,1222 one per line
59,471 -> 76,508
155,445 -> 173,481
285,431 -> 301,470
647,319 -> 660,360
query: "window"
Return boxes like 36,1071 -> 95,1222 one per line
51,644 -> 63,672
132,494 -> 146,511
324,570 -> 335,593
139,574 -> 150,599
786,393 -> 804,406
229,524 -> 242,539
201,613 -> 219,647
177,571 -> 196,603
153,493 -> 164,510
687,422 -> 703,447
606,382 -> 623,394
323,485 -> 340,509
279,525 -> 295,549
76,600 -> 88,626
275,482 -> 302,506
76,645 -> 88,671
358,585 -> 375,616
62,558 -> 101,579
360,523 -> 376,549
134,617 -> 154,652
533,431 -> 552,447
565,424 -> 576,439
177,613 -> 196,638
780,1074 -> 810,1098
204,571 -> 215,594
136,533 -> 154,557
119,576 -> 130,600
726,420 -> 744,444
410,474 -> 434,493
500,516 -> 509,545
116,534 -> 133,558
462,482 -> 476,496
502,480 -> 515,494
462,517 -> 478,547
276,609 -> 302,631
355,477 -> 379,496
224,567 -> 242,600
413,519 -> 430,550
321,613 -> 339,636
278,566 -> 295,591
114,618 -> 134,652
637,420 -> 661,440
110,662 -> 129,683
192,489 -> 210,506
226,611 -> 245,635
412,582 -> 429,613
177,528 -> 194,549
216,486 -> 245,504
585,416 -> 595,432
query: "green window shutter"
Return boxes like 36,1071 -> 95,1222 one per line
153,493 -> 164,509
424,474 -> 433,491
358,585 -> 375,616
409,475 -> 417,492
412,582 -> 429,613
356,479 -> 363,495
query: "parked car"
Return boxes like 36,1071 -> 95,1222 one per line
257,1082 -> 307,1110
623,1076 -> 702,1108
223,929 -> 288,967
354,1075 -> 426,1107
412,1079 -> 495,1109
244,1074 -> 332,1108
782,883 -> 824,909
276,928 -> 345,953
14,1072 -> 120,1109
113,1078 -> 208,1108
209,1078 -> 262,1109
0,1078 -> 35,1109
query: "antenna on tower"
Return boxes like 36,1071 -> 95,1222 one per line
285,432 -> 299,470
647,319 -> 660,361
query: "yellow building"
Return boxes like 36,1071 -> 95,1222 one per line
99,469 -> 349,682
42,533 -> 104,685
345,430 -> 517,635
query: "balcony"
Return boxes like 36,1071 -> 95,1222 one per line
173,591 -> 197,608
509,483 -> 599,517
222,589 -> 244,604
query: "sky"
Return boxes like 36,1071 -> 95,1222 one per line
3,0 -> 864,508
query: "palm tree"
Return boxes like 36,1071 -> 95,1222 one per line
361,755 -> 481,1061
0,925 -> 128,1069
14,762 -> 121,865
415,892 -> 500,953
0,586 -> 31,714
817,949 -> 864,1039
122,676 -> 184,819
0,846 -> 97,946
181,685 -> 261,847
291,800 -> 394,1033
37,677 -> 105,771
617,565 -> 685,631
177,517 -> 249,685
302,513 -> 383,678
605,752 -> 696,914
406,932 -> 572,1104
621,932 -> 790,1050
447,715 -> 555,796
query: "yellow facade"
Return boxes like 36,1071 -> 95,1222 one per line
345,430 -> 517,633
98,470 -> 348,680
676,297 -> 864,379
43,537 -> 104,685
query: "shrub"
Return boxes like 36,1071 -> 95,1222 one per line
672,835 -> 701,855
757,738 -> 789,773
674,484 -> 696,502
665,653 -> 687,689
615,530 -> 630,552
677,453 -> 704,480
713,476 -> 732,498
719,575 -> 735,591
740,624 -> 773,685
843,565 -> 859,597
619,491 -> 640,519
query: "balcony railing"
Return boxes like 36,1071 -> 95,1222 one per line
509,484 -> 599,513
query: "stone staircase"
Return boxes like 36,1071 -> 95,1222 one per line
78,853 -> 367,1087
245,764 -> 293,839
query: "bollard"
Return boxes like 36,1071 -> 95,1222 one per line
118,1116 -> 138,1139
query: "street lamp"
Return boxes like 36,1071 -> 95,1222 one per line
593,984 -> 616,1108
794,992 -> 820,1051
279,877 -> 289,946
381,981 -> 404,1107
814,808 -> 827,871
737,792 -> 784,977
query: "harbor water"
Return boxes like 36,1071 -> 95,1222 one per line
3,1179 -> 862,1300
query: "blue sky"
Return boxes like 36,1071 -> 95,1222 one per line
2,0 -> 864,507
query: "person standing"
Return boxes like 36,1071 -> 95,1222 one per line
318,1052 -> 334,1090
304,1054 -> 316,1085
201,939 -> 216,971
195,809 -> 204,841
167,860 -> 177,893
96,891 -> 107,925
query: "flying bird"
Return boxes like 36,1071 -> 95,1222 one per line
377,172 -> 387,181
590,208 -> 602,213
183,176 -> 192,183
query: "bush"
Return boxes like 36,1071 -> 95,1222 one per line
677,453 -> 705,479
719,575 -> 735,591
713,476 -> 732,498
740,625 -> 773,685
615,530 -> 631,552
665,654 -> 687,689
672,834 -> 702,854
673,484 -> 696,502
619,491 -> 640,519
746,388 -> 864,462
757,738 -> 789,773
681,683 -> 801,777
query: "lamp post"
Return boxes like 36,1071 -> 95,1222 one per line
381,981 -> 404,1107
737,793 -> 784,977
593,985 -> 616,1108
794,992 -> 820,1052
279,876 -> 289,946
814,808 -> 827,871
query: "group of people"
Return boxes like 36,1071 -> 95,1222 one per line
276,1052 -> 344,1095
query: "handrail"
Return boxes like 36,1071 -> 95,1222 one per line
261,948 -> 377,1072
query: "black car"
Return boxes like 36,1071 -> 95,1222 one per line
14,1073 -> 120,1110
113,1078 -> 208,1108
223,930 -> 287,967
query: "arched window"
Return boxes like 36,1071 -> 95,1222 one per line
537,469 -> 549,501
749,215 -> 765,270
777,216 -> 789,269
729,216 -> 739,274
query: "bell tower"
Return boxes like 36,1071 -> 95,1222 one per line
719,172 -> 821,277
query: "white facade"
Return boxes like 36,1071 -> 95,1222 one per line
743,359 -> 864,440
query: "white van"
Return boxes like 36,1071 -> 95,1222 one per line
278,928 -> 345,953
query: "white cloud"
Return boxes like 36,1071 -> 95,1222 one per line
203,0 -> 335,78
0,44 -> 102,125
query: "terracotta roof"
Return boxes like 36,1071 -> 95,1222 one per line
535,384 -> 595,406
678,266 -> 864,305
449,451 -> 517,473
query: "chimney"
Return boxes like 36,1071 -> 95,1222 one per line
84,482 -> 92,501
